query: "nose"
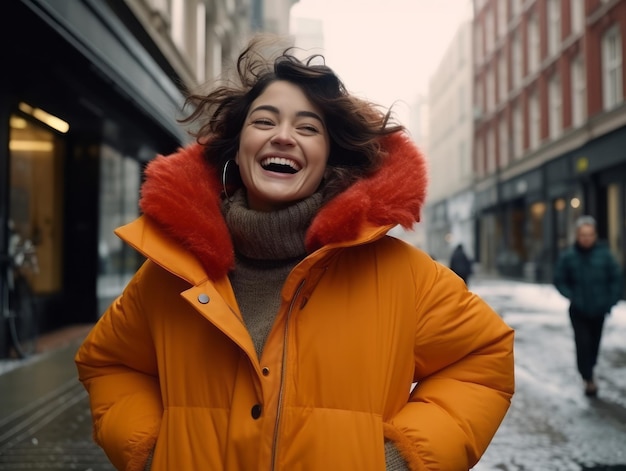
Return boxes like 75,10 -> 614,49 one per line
270,124 -> 296,146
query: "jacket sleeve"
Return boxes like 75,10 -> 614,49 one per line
386,264 -> 515,471
553,252 -> 572,300
75,263 -> 162,471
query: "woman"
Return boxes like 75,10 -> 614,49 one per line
75,36 -> 515,471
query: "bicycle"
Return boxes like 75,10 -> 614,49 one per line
1,225 -> 39,359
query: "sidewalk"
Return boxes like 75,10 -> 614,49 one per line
0,324 -> 94,376
0,324 -> 114,470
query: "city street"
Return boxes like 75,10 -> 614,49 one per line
0,277 -> 625,470
470,278 -> 626,471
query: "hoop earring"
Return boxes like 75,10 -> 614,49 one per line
222,160 -> 238,202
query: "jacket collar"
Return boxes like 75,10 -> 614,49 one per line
138,132 -> 428,280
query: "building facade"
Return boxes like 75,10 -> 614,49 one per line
473,0 -> 626,282
0,0 -> 297,357
425,21 -> 475,263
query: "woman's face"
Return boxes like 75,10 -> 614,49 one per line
236,80 -> 331,211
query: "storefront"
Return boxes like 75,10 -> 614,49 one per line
476,168 -> 548,281
0,0 -> 189,356
494,124 -> 626,284
475,183 -> 499,275
497,168 -> 545,280
571,125 -> 626,278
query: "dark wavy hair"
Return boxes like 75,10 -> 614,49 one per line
179,34 -> 405,200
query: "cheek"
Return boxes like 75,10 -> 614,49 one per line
309,167 -> 327,190
317,155 -> 330,181
236,141 -> 255,168
237,131 -> 255,161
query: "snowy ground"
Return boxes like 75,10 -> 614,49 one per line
469,277 -> 626,471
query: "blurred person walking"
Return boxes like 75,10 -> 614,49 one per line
449,243 -> 473,285
75,34 -> 514,471
553,215 -> 623,397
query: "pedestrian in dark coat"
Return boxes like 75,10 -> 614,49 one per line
553,215 -> 623,397
449,243 -> 473,284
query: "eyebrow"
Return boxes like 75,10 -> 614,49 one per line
249,105 -> 325,124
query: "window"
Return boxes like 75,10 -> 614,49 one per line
607,183 -> 622,264
171,0 -> 201,79
497,1 -> 507,38
170,0 -> 186,50
547,0 -> 561,57
529,91 -> 540,149
486,68 -> 495,113
195,2 -> 207,82
513,103 -> 523,158
499,117 -> 509,168
512,31 -> 522,89
459,140 -> 471,179
475,23 -> 484,65
485,9 -> 494,55
602,25 -> 623,110
459,86 -> 466,123
571,55 -> 586,127
510,0 -> 522,17
98,145 -> 142,309
9,112 -> 65,296
498,54 -> 508,101
527,14 -> 540,74
528,201 -> 546,264
570,0 -> 583,36
475,81 -> 484,119
549,74 -> 562,139
487,127 -> 496,174
475,136 -> 485,178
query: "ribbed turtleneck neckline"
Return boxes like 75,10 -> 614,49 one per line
222,189 -> 323,261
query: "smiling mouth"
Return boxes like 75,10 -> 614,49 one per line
261,157 -> 301,174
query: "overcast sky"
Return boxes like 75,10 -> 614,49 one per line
290,0 -> 472,126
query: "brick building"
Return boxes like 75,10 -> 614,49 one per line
472,0 -> 626,282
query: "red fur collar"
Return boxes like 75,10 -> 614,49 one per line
139,132 -> 428,279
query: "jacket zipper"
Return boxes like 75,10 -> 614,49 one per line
269,279 -> 305,471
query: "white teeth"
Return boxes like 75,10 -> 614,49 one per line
260,157 -> 301,171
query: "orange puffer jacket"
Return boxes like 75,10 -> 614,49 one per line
75,133 -> 514,471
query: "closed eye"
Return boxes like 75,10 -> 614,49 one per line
298,124 -> 320,134
252,118 -> 274,128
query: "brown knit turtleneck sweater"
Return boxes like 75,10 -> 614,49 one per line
222,189 -> 323,359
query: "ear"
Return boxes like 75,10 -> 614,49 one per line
234,152 -> 240,165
